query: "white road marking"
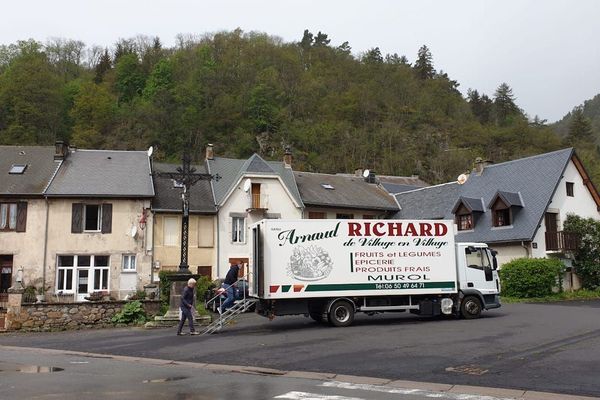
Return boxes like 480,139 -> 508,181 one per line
275,391 -> 365,400
320,381 -> 515,400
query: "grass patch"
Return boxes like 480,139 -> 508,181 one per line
502,289 -> 600,303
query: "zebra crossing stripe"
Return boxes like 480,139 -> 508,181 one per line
320,381 -> 515,400
274,391 -> 364,400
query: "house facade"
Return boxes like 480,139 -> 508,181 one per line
44,146 -> 155,300
206,146 -> 303,278
151,162 -> 218,280
395,148 -> 600,290
0,145 -> 62,304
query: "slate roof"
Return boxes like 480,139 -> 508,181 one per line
0,146 -> 61,196
152,163 -> 216,214
206,154 -> 302,207
395,148 -> 576,243
46,149 -> 154,197
452,196 -> 485,213
294,171 -> 399,212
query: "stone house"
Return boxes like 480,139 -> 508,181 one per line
0,145 -> 63,307
43,144 -> 155,300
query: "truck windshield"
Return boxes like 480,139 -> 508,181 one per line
465,247 -> 492,270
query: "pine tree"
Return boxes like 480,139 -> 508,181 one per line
493,83 -> 520,126
313,31 -> 330,47
566,107 -> 594,144
94,49 -> 112,83
414,45 -> 435,79
363,47 -> 383,64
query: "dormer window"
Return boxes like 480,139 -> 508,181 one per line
9,164 -> 27,174
488,191 -> 523,228
452,197 -> 484,231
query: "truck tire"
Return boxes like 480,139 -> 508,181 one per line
460,296 -> 482,319
328,300 -> 354,327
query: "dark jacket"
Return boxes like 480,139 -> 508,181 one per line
180,285 -> 195,308
224,265 -> 240,285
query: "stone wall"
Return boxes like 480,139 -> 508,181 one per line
5,300 -> 161,332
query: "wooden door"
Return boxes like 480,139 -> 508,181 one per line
251,183 -> 261,209
545,213 -> 558,232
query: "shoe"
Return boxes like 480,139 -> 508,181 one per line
190,331 -> 200,336
176,332 -> 186,336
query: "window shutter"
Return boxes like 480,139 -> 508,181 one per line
71,203 -> 83,233
16,202 -> 27,232
101,203 -> 112,233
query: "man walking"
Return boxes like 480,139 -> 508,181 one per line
177,278 -> 199,336
219,263 -> 240,314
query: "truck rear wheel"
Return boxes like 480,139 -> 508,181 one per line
328,300 -> 354,327
461,296 -> 482,319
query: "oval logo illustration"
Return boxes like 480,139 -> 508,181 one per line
287,245 -> 333,281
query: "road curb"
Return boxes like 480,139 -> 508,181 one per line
2,345 -> 599,400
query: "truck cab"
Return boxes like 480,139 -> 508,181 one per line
455,243 -> 501,318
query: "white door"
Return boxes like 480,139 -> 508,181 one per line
76,269 -> 90,301
464,247 -> 497,294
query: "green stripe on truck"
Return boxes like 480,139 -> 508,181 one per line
305,282 -> 455,291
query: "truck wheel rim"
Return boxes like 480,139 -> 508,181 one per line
334,306 -> 349,323
466,300 -> 479,314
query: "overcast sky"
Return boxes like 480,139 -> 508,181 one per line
2,0 -> 599,122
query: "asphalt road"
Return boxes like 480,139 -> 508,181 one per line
2,300 -> 600,397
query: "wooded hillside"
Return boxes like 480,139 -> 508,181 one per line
0,30 -> 597,184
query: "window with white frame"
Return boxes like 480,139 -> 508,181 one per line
122,254 -> 136,272
0,203 -> 17,231
232,217 -> 245,243
163,216 -> 179,246
56,254 -> 110,293
84,204 -> 101,231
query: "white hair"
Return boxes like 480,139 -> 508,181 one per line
188,278 -> 197,285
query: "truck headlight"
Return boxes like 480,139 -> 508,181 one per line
441,298 -> 453,315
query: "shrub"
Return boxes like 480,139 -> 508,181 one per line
564,214 -> 600,289
499,258 -> 564,298
158,271 -> 215,314
112,300 -> 146,324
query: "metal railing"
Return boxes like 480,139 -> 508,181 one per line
545,231 -> 579,252
202,275 -> 257,335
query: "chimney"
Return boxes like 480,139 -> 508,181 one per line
354,168 -> 364,177
205,143 -> 214,160
283,146 -> 292,168
54,141 -> 69,160
474,157 -> 493,175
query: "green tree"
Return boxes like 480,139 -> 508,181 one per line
414,45 -> 435,80
114,53 -> 146,103
94,49 -> 112,83
69,82 -> 116,148
564,214 -> 600,289
493,82 -> 521,126
0,48 -> 65,144
566,106 -> 593,144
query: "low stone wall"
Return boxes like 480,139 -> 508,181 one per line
6,300 -> 161,332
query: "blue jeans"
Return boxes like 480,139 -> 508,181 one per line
220,284 -> 236,312
177,306 -> 194,333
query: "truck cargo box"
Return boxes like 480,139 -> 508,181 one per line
250,219 -> 458,299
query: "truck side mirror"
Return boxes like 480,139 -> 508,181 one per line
492,256 -> 498,270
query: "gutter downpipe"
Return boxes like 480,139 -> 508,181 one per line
216,213 -> 220,278
42,197 -> 50,292
521,241 -> 530,258
150,209 -> 155,284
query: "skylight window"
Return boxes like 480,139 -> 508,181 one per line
9,164 -> 27,174
321,183 -> 335,190
173,179 -> 184,188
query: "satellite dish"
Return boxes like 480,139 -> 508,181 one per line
130,225 -> 138,238
362,169 -> 370,179
457,173 -> 468,185
243,178 -> 252,193
147,146 -> 154,157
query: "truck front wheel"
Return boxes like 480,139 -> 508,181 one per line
328,300 -> 354,327
460,296 -> 482,319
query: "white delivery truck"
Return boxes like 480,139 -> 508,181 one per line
249,219 -> 500,327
